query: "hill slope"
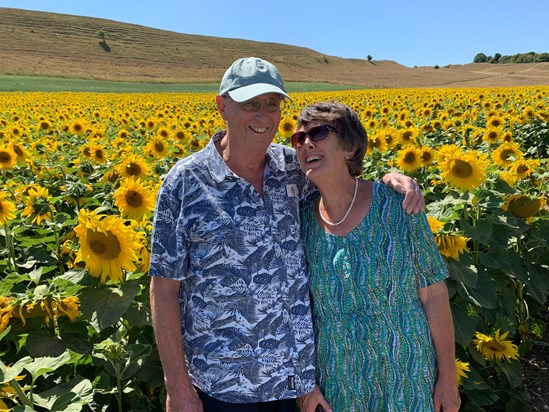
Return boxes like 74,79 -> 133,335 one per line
1,8 -> 548,88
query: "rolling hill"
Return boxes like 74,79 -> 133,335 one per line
1,7 -> 548,88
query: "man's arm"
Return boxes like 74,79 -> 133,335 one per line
297,385 -> 332,412
382,171 -> 425,214
150,276 -> 203,412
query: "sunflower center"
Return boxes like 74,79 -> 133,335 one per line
154,142 -> 165,152
126,163 -> 142,176
12,145 -> 23,157
125,190 -> 143,207
95,150 -> 104,159
499,149 -> 515,161
87,230 -> 122,260
516,164 -> 529,174
450,159 -> 473,178
0,151 -> 12,163
403,152 -> 416,163
485,339 -> 507,352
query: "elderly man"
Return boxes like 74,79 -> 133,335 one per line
149,57 -> 423,412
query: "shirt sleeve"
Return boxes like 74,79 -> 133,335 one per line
409,212 -> 449,288
148,168 -> 189,281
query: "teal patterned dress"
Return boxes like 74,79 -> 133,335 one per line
301,183 -> 449,412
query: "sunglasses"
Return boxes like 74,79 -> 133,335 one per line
291,125 -> 338,148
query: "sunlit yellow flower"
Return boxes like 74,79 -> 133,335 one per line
70,119 -> 87,135
473,329 -> 519,362
502,194 -> 547,218
491,142 -> 523,167
0,145 -> 17,170
74,209 -> 140,283
482,127 -> 503,144
279,117 -> 296,138
113,178 -> 156,220
117,155 -> 150,180
398,128 -> 419,145
439,150 -> 489,190
21,186 -> 56,225
419,146 -> 435,166
0,193 -> 17,224
11,141 -> 30,164
366,132 -> 387,154
509,159 -> 540,180
395,146 -> 423,172
455,358 -> 470,386
436,144 -> 462,162
145,137 -> 170,158
90,144 -> 108,164
434,234 -> 469,259
427,216 -> 445,233
156,126 -> 171,140
0,296 -> 15,333
486,115 -> 505,128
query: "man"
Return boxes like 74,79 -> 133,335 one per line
149,57 -> 423,412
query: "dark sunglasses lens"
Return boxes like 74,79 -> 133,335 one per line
309,126 -> 330,142
291,131 -> 306,147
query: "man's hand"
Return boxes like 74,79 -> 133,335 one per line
382,171 -> 425,214
297,386 -> 332,412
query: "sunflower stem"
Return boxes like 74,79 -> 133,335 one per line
10,378 -> 33,407
4,222 -> 16,273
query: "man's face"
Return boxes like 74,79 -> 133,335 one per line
216,93 -> 284,152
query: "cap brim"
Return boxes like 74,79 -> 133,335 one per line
228,83 -> 292,102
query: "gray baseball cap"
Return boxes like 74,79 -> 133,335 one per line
219,57 -> 291,102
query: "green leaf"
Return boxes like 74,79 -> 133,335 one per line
33,375 -> 93,412
499,360 -> 523,388
524,262 -> 549,305
26,329 -> 67,358
451,303 -> 478,347
446,259 -> 477,288
79,281 -> 141,332
23,351 -> 72,381
460,218 -> 493,244
465,270 -> 498,309
120,344 -> 152,380
0,356 -> 33,384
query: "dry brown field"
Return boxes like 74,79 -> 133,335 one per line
1,7 -> 548,88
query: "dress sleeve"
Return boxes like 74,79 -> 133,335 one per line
409,213 -> 449,288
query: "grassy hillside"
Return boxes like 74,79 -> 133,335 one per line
1,7 -> 548,88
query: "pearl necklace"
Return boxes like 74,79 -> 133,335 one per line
319,177 -> 358,226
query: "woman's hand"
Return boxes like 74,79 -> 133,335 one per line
382,171 -> 425,214
433,376 -> 461,411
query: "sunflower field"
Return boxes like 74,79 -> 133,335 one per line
0,86 -> 548,411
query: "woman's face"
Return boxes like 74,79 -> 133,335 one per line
294,122 -> 353,182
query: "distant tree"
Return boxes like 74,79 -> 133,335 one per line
434,65 -> 440,69
367,55 -> 373,62
96,30 -> 106,42
515,53 -> 535,63
534,53 -> 549,62
498,55 -> 513,64
473,53 -> 487,63
494,53 -> 502,63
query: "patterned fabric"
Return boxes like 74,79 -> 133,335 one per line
149,131 -> 317,403
301,183 -> 449,412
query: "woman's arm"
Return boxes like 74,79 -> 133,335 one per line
419,281 -> 461,412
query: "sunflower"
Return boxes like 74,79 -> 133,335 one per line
439,150 -> 489,190
486,115 -> 505,128
455,358 -> 470,386
0,296 -> 15,333
398,128 -> 419,145
156,126 -> 171,140
117,155 -> 150,180
419,146 -> 435,166
0,193 -> 17,224
482,127 -> 503,144
367,133 -> 387,154
113,178 -> 156,220
70,119 -> 87,135
395,146 -> 423,172
434,234 -> 469,259
90,144 -> 108,164
436,144 -> 462,162
279,117 -> 296,138
473,329 -> 519,362
0,145 -> 17,170
509,159 -> 540,180
11,141 -> 30,164
74,209 -> 141,283
21,186 -> 56,225
502,194 -> 547,218
145,137 -> 170,159
491,142 -> 523,167
426,216 -> 445,233
379,127 -> 399,149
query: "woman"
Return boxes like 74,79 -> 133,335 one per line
293,102 -> 460,412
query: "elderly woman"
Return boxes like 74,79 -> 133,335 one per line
293,102 -> 460,412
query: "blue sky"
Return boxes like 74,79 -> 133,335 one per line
1,0 -> 547,67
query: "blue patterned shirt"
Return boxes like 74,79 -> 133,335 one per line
149,131 -> 317,403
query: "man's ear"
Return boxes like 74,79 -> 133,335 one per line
216,95 -> 227,120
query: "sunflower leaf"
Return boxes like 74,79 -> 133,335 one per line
79,281 -> 141,332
